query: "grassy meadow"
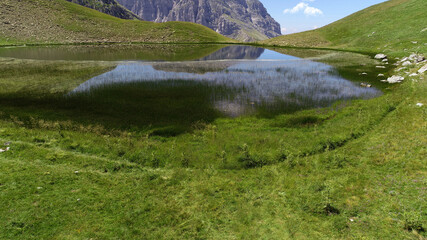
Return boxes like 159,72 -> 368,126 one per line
0,46 -> 426,239
0,0 -> 426,238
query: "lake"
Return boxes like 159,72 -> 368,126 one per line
0,44 -> 382,134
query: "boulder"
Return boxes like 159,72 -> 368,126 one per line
402,61 -> 412,66
418,64 -> 427,74
375,54 -> 387,60
386,75 -> 404,84
409,54 -> 425,63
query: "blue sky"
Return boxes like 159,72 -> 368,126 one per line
259,0 -> 387,35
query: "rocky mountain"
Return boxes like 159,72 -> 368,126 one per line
66,0 -> 140,19
115,0 -> 281,41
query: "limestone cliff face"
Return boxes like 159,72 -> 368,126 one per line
66,0 -> 140,20
116,0 -> 281,41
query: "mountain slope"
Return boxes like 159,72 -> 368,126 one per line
116,0 -> 281,42
65,0 -> 140,19
262,0 -> 427,55
0,0 -> 233,46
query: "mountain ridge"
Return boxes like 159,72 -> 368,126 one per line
65,0 -> 140,19
116,0 -> 282,42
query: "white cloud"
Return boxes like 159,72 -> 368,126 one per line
281,27 -> 287,34
283,2 -> 323,16
304,6 -> 323,16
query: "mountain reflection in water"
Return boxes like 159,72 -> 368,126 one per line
70,58 -> 381,117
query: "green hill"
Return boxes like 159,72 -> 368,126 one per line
65,0 -> 140,20
262,0 -> 427,55
0,0 -> 233,46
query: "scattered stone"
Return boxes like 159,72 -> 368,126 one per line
376,66 -> 386,69
412,41 -> 418,44
416,103 -> 424,107
402,61 -> 412,66
418,64 -> 427,74
378,74 -> 385,77
74,171 -> 79,174
360,83 -> 372,88
4,142 -> 11,146
409,73 -> 418,77
400,57 -> 409,62
0,147 -> 10,153
396,67 -> 406,72
409,54 -> 425,63
375,53 -> 387,60
37,187 -> 43,190
360,72 -> 368,75
386,75 -> 404,84
382,59 -> 388,62
380,80 -> 388,82
422,28 -> 427,32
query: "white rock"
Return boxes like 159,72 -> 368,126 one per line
422,28 -> 427,32
387,75 -> 404,84
74,171 -> 79,174
375,54 -> 387,59
418,64 -> 427,74
382,59 -> 388,62
416,56 -> 426,63
400,57 -> 409,62
360,72 -> 368,75
378,74 -> 385,77
0,147 -> 10,153
409,54 -> 425,63
412,41 -> 418,44
409,73 -> 418,77
416,103 -> 424,107
396,67 -> 406,72
376,66 -> 386,69
402,61 -> 412,66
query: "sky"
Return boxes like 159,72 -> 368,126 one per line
258,0 -> 387,35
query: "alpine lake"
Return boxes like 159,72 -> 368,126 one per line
0,44 -> 391,136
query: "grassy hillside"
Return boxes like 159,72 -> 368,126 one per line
262,0 -> 427,56
0,50 -> 426,239
65,0 -> 140,20
0,0 -> 233,46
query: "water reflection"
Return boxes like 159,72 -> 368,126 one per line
0,45 -> 266,61
70,54 -> 381,117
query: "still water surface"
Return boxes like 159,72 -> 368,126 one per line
67,45 -> 380,117
0,45 -> 381,131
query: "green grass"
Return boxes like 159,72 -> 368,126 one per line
0,0 -> 426,237
0,0 -> 234,46
0,47 -> 425,238
262,0 -> 427,56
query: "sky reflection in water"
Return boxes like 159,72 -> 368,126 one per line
69,46 -> 381,117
